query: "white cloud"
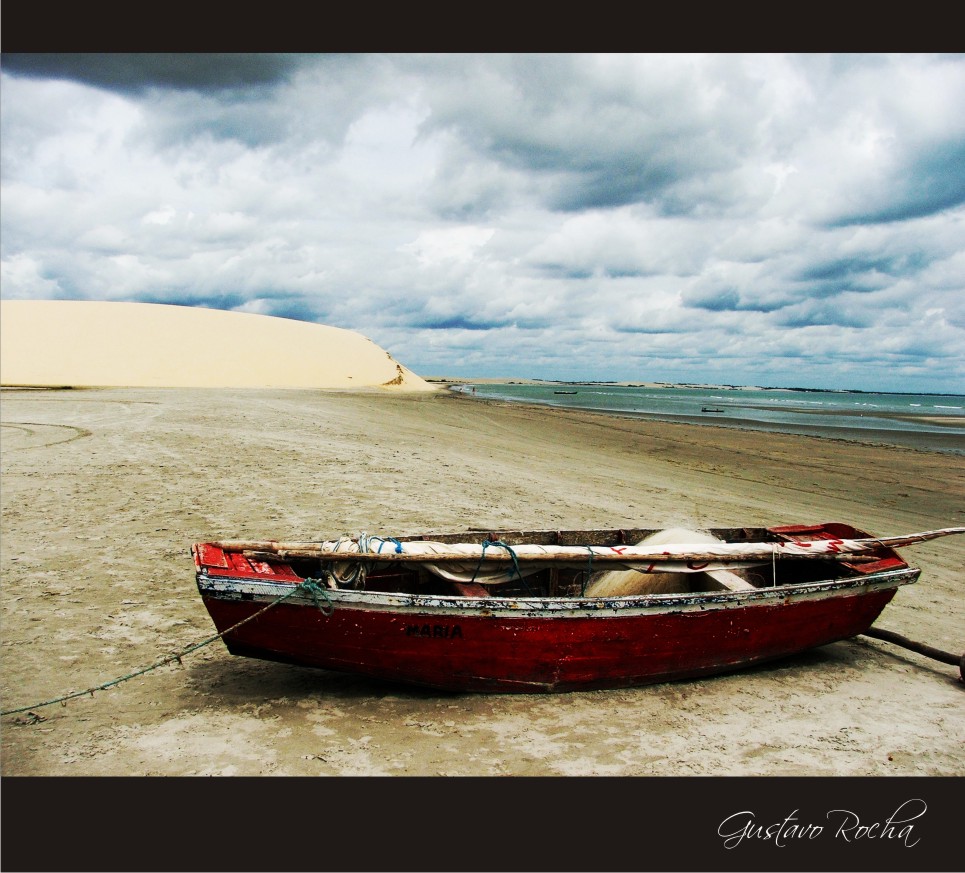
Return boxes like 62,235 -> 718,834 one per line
399,226 -> 495,267
1,53 -> 963,392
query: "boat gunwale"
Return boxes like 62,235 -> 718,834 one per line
195,565 -> 920,618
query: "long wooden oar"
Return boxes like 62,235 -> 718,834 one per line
212,527 -> 965,564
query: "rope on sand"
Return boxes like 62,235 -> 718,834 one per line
1,578 -> 333,719
860,626 -> 964,681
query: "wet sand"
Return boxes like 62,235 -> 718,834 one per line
2,386 -> 964,781
737,402 -> 965,436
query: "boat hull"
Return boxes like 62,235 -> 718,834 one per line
198,570 -> 915,692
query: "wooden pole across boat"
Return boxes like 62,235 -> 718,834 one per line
237,548 -> 885,565
211,527 -> 965,564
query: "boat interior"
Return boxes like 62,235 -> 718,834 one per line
214,524 -> 907,600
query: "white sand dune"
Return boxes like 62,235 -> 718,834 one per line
0,300 -> 434,391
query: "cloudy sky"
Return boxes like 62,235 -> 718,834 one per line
2,53 -> 964,393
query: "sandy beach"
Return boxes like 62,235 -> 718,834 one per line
2,385 -> 963,780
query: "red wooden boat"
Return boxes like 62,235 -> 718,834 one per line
193,523 -> 964,692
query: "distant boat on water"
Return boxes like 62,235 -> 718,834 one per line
702,406 -> 724,413
554,390 -> 578,395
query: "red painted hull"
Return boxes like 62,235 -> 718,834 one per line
200,584 -> 902,692
194,522 -> 938,692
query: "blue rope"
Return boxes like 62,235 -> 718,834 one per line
471,540 -> 512,581
372,536 -> 404,554
300,578 -> 335,615
581,546 -> 596,596
471,539 -> 534,593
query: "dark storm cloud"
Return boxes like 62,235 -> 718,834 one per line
793,251 -> 934,297
155,292 -> 330,324
415,54 -> 744,217
681,287 -> 787,314
0,53 -> 311,95
773,301 -> 872,329
548,164 -> 682,213
415,316 -> 498,331
682,288 -> 742,312
529,263 -> 596,281
0,53 -> 382,151
140,291 -> 253,311
831,140 -> 965,226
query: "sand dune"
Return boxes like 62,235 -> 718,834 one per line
0,300 -> 434,391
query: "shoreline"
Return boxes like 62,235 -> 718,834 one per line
445,388 -> 965,455
426,376 -> 965,398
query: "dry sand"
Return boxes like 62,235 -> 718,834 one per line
2,385 -> 963,780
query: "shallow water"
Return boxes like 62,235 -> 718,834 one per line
456,383 -> 965,454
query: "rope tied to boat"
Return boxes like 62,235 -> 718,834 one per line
300,578 -> 335,616
370,536 -> 404,554
0,577 -> 332,718
472,540 -> 522,584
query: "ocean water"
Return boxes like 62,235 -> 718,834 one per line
454,383 -> 965,454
